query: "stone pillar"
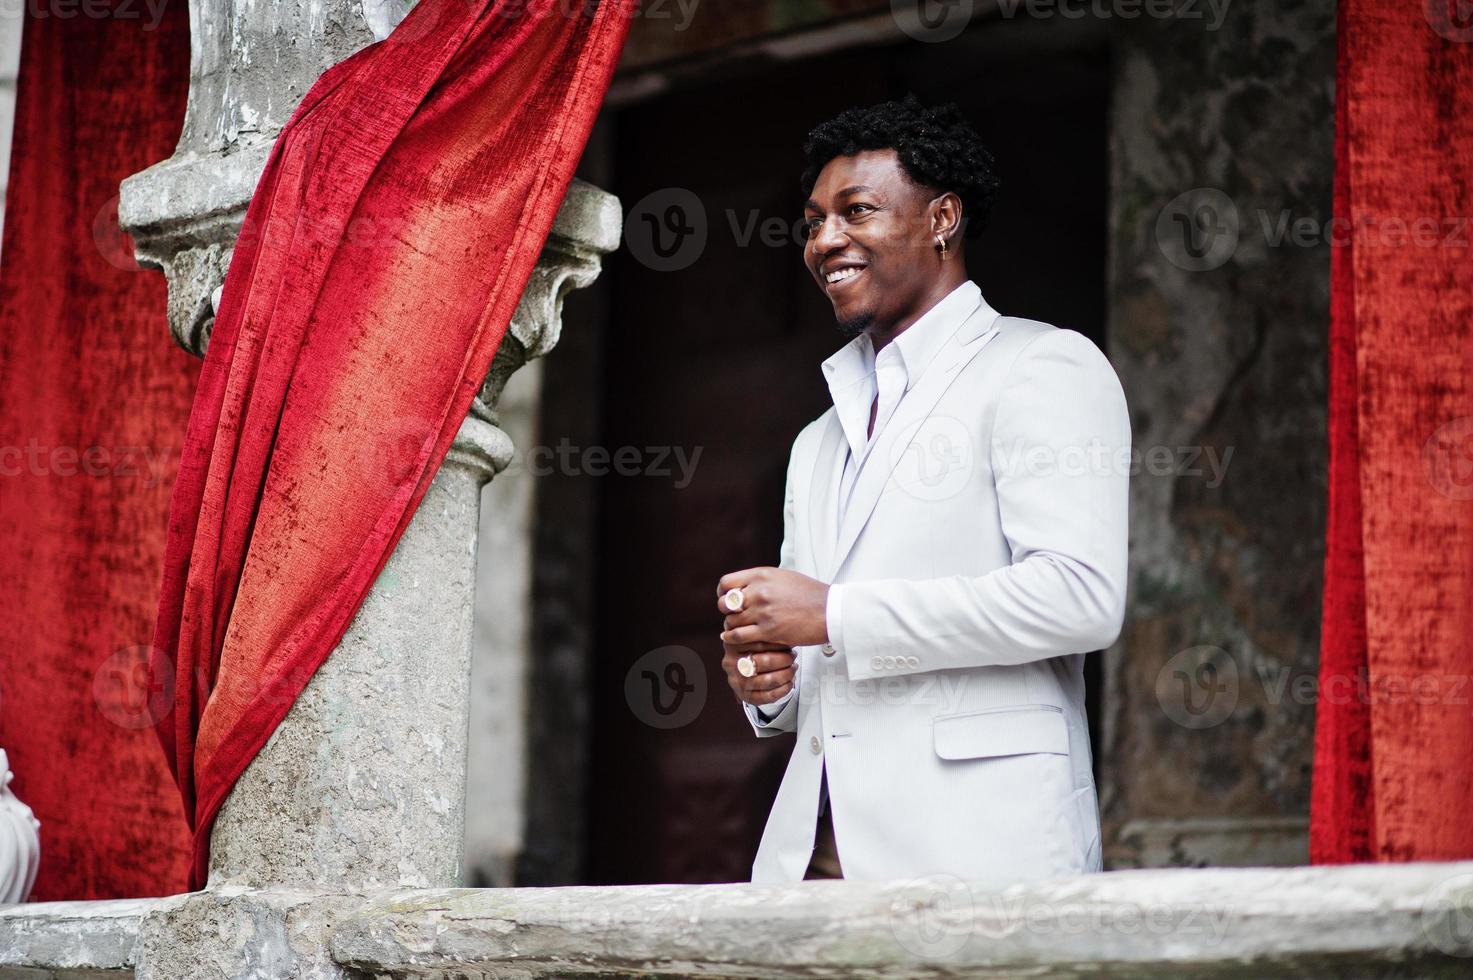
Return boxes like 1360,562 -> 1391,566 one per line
0,9 -> 21,261
118,0 -> 620,890
204,418 -> 512,890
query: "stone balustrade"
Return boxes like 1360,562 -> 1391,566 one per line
4,862 -> 1473,978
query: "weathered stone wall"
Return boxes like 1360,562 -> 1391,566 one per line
618,0 -> 889,72
575,1 -> 1338,872
1102,0 -> 1336,866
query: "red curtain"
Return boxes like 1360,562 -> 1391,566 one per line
0,5 -> 195,898
149,0 -> 632,890
1312,0 -> 1473,862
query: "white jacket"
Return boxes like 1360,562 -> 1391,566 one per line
745,292 -> 1130,885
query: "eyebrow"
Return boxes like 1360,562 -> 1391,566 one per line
804,185 -> 877,211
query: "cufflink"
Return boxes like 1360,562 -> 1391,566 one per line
821,643 -> 836,657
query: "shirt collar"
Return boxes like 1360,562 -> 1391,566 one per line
821,279 -> 985,395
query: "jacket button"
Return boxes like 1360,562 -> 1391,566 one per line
821,643 -> 836,657
809,735 -> 821,754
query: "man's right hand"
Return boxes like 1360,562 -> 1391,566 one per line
722,642 -> 796,706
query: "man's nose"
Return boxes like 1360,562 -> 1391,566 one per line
810,216 -> 849,254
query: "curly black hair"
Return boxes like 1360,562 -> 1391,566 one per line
799,94 -> 1000,240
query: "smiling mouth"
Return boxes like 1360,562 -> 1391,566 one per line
823,266 -> 866,292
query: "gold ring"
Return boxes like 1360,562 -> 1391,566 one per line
723,587 -> 745,612
737,655 -> 756,678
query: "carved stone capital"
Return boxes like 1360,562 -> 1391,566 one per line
117,0 -> 621,409
119,154 -> 619,414
474,181 -> 621,420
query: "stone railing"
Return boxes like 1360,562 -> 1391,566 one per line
4,862 -> 1473,978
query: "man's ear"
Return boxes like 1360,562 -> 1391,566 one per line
929,192 -> 964,246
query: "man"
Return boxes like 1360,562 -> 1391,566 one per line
715,95 -> 1129,885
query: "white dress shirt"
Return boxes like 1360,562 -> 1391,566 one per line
755,280 -> 983,722
823,279 -> 981,527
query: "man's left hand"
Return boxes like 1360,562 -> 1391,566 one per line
716,566 -> 830,648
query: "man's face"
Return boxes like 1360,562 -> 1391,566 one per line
803,148 -> 945,338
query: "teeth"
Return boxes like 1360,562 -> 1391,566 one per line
825,267 -> 863,284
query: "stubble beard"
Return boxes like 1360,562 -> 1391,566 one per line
834,307 -> 875,340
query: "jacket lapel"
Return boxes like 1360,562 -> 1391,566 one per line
807,411 -> 847,580
824,301 -> 1002,580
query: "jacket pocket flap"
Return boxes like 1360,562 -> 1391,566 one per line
932,705 -> 1069,760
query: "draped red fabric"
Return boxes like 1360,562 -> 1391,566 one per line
148,0 -> 632,890
1311,0 -> 1473,862
0,5 -> 195,898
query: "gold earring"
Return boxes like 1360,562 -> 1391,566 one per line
936,234 -> 948,257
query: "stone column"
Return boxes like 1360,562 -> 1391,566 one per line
0,9 -> 21,261
118,0 -> 620,890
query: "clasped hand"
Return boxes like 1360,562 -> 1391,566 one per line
715,566 -> 829,707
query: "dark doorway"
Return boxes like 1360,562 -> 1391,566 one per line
581,15 -> 1111,885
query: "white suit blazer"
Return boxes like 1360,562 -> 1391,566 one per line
745,290 -> 1130,885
